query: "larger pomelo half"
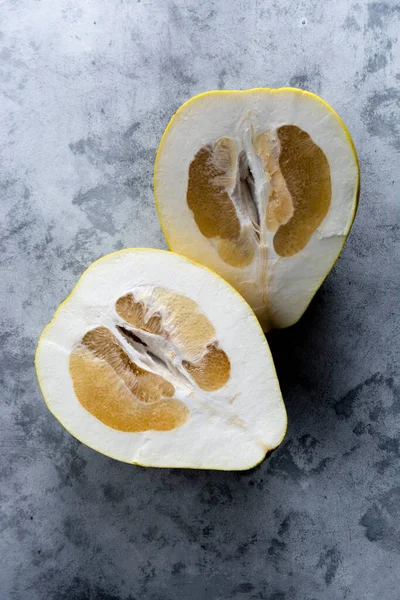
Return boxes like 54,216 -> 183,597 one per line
154,88 -> 359,331
35,249 -> 286,470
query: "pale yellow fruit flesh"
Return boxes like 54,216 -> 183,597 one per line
273,125 -> 332,257
187,140 -> 255,268
187,124 -> 332,266
183,343 -> 230,392
69,287 -> 231,433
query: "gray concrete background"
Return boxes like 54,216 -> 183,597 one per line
1,1 -> 399,599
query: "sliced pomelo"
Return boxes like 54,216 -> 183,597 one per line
154,88 -> 359,331
35,249 -> 286,470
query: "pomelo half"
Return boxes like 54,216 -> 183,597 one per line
35,249 -> 286,470
154,88 -> 359,331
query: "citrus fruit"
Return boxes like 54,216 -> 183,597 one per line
154,88 -> 359,331
35,249 -> 286,470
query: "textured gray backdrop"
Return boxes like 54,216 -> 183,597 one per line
1,1 -> 399,599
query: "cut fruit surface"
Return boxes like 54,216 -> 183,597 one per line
154,88 -> 359,331
35,249 -> 286,470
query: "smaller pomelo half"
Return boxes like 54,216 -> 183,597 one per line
154,88 -> 360,331
35,249 -> 287,470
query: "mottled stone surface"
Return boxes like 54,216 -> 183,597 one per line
1,1 -> 399,599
